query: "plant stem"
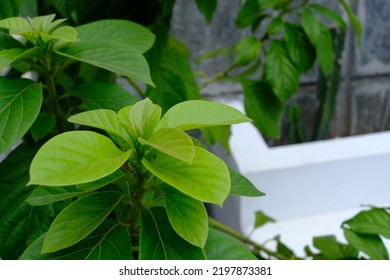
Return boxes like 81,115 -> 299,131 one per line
198,63 -> 237,89
128,174 -> 147,234
43,57 -> 63,126
209,217 -> 292,260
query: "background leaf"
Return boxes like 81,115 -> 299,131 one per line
162,185 -> 208,248
311,235 -> 359,260
204,229 -> 257,260
235,36 -> 262,66
142,146 -> 230,206
254,211 -> 275,229
29,131 -> 131,186
0,0 -> 20,19
0,78 -> 42,154
42,191 -> 123,253
139,207 -> 206,260
195,0 -> 218,23
27,186 -> 81,206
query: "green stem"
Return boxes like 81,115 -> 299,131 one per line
198,63 -> 237,89
128,174 -> 147,234
209,217 -> 292,260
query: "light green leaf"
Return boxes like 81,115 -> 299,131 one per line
343,208 -> 390,239
142,146 -> 230,206
30,112 -> 56,142
264,40 -> 300,102
254,210 -> 275,229
73,82 -> 138,111
75,19 -> 155,54
204,228 -> 257,260
241,79 -> 284,139
68,109 -> 132,146
27,186 -> 81,206
0,47 -> 43,70
129,98 -> 161,139
42,191 -> 123,253
0,78 -> 42,154
343,229 -> 388,260
28,131 -> 131,186
139,128 -> 194,164
339,0 -> 362,44
235,36 -> 262,66
229,167 -> 265,197
157,100 -> 251,131
139,207 -> 206,260
162,185 -> 208,248
56,42 -> 154,86
20,220 -> 132,260
284,23 -> 316,73
51,26 -> 78,46
0,17 -> 31,33
302,8 -> 334,75
76,169 -> 127,192
195,0 -> 218,23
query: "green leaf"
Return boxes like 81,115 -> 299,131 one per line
236,0 -> 261,28
21,220 -> 132,260
235,36 -> 262,66
258,0 -> 290,10
284,23 -> 316,73
76,169 -> 127,192
229,167 -> 265,197
301,8 -> 334,75
28,131 -> 131,186
204,229 -> 257,260
161,185 -> 208,248
0,78 -> 42,154
56,42 -> 154,86
339,0 -> 362,45
195,0 -> 218,23
139,207 -> 206,260
0,47 -> 43,70
254,210 -> 275,229
309,4 -> 347,30
157,100 -> 251,131
264,40 -> 300,102
27,186 -> 81,206
0,0 -> 20,19
75,19 -> 155,54
51,26 -> 78,47
0,17 -> 31,33
30,112 -> 56,142
142,146 -> 230,206
241,79 -> 284,139
42,191 -> 123,253
73,82 -> 138,111
128,98 -> 161,139
343,229 -> 388,260
267,17 -> 283,35
343,208 -> 390,239
68,109 -> 132,146
312,235 -> 359,260
200,125 -> 231,152
0,143 -> 51,259
139,128 -> 195,164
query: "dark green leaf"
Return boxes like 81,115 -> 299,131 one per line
344,229 -> 388,260
139,207 -> 206,260
265,40 -> 300,102
27,186 -> 81,206
0,78 -> 42,154
343,208 -> 390,239
313,235 -> 359,260
309,4 -> 347,30
229,167 -> 265,197
20,220 -> 132,260
30,113 -> 56,142
254,211 -> 275,229
301,8 -> 334,75
73,82 -> 138,111
267,17 -> 283,35
200,125 -> 231,152
235,36 -> 262,66
258,0 -> 290,10
339,0 -> 362,44
42,191 -> 123,253
142,147 -> 230,206
284,23 -> 315,73
241,79 -> 284,139
162,185 -> 208,248
236,0 -> 261,28
195,0 -> 218,23
204,229 -> 257,260
0,0 -> 20,19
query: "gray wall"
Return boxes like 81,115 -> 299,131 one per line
171,0 -> 390,143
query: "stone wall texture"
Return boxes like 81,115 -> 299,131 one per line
171,0 -> 390,142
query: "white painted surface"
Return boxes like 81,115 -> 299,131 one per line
226,99 -> 390,256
